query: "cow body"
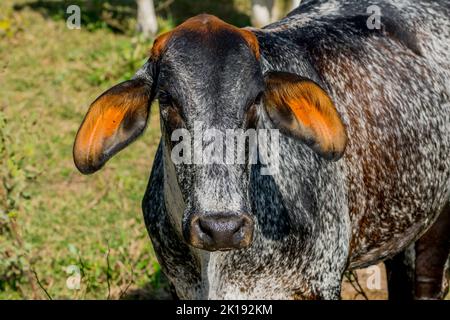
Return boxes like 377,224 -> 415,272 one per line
141,0 -> 450,299
72,0 -> 449,300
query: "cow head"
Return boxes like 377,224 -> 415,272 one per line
73,14 -> 347,252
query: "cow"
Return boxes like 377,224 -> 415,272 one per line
73,0 -> 450,299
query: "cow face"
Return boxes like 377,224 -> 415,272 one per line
73,14 -> 347,252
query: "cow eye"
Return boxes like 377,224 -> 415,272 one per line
158,91 -> 172,106
254,92 -> 263,106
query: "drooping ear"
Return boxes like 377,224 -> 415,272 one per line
263,71 -> 347,160
73,78 -> 153,174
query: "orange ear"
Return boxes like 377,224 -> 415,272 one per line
263,72 -> 347,160
73,79 -> 152,174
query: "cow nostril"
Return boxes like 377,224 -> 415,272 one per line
198,218 -> 214,239
189,213 -> 254,251
199,216 -> 241,238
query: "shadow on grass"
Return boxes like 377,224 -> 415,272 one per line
13,0 -> 251,33
166,0 -> 251,27
13,0 -> 136,33
120,272 -> 175,300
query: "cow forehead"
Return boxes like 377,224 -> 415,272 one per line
150,14 -> 260,61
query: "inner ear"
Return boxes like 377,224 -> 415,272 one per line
73,78 -> 153,174
263,71 -> 347,161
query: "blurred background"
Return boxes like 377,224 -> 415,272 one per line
0,0 -> 440,300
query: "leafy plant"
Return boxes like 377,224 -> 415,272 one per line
0,111 -> 39,298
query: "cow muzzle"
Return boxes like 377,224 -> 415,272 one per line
186,212 -> 254,251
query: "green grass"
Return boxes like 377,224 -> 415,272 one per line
0,0 -> 164,299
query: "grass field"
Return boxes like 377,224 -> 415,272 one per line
0,0 -> 169,299
1,0 -> 447,300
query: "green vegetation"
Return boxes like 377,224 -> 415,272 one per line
0,0 -> 165,299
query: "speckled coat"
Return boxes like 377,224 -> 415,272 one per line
142,0 -> 450,299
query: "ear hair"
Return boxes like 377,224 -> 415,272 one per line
263,72 -> 347,160
73,78 -> 153,174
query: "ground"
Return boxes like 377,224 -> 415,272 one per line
0,0 -> 447,300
